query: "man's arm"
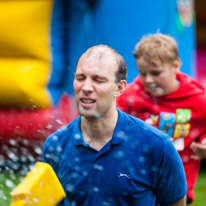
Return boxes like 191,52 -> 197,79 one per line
169,195 -> 186,206
155,137 -> 187,206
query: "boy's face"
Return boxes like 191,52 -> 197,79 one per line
136,58 -> 180,97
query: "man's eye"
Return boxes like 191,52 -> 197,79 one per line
75,76 -> 85,81
95,80 -> 105,83
94,78 -> 106,83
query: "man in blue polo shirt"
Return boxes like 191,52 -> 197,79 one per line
43,45 -> 187,206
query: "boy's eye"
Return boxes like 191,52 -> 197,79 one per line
140,72 -> 146,77
140,71 -> 161,77
151,71 -> 161,76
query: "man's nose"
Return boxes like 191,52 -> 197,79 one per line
82,79 -> 93,92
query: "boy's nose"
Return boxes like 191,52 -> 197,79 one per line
144,74 -> 154,83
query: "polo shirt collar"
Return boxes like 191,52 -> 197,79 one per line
73,109 -> 126,147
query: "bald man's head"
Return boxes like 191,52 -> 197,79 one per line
76,45 -> 127,84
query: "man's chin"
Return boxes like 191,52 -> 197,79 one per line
78,109 -> 99,119
81,114 -> 101,120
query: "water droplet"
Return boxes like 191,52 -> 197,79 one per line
46,124 -> 53,129
33,197 -> 39,202
56,119 -> 63,125
65,184 -> 75,192
138,156 -> 145,163
9,139 -> 17,146
8,152 -> 18,162
114,150 -> 125,159
56,146 -> 62,152
5,180 -> 15,188
93,164 -> 104,171
140,169 -> 147,175
93,187 -> 99,192
52,135 -> 58,141
74,134 -> 81,140
34,146 -> 42,155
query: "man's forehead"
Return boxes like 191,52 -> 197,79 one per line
85,46 -> 117,61
78,54 -> 117,69
76,58 -> 117,79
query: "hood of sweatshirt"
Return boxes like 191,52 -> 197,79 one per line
134,72 -> 205,100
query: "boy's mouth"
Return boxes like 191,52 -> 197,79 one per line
148,84 -> 157,91
147,84 -> 164,95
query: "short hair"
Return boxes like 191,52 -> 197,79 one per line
133,33 -> 181,66
76,45 -> 127,84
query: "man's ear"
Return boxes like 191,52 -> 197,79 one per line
114,80 -> 127,97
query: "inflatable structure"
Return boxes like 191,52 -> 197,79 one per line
0,0 -> 78,165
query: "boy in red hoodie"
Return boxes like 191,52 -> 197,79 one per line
117,33 -> 206,204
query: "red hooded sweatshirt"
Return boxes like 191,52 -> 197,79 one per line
117,72 -> 206,203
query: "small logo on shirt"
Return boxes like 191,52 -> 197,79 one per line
118,173 -> 131,178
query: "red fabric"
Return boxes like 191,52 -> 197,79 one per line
196,47 -> 206,88
0,94 -> 78,141
117,72 -> 206,202
0,107 -> 54,140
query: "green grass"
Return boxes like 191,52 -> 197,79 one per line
190,165 -> 206,206
0,165 -> 206,206
0,171 -> 24,206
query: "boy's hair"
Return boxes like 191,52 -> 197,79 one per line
133,33 -> 181,66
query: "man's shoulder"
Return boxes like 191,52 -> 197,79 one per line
120,110 -> 169,142
119,110 -> 174,163
43,117 -> 79,148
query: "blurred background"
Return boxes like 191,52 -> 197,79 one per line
0,0 -> 205,205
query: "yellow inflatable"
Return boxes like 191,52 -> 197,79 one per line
0,1 -> 53,108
